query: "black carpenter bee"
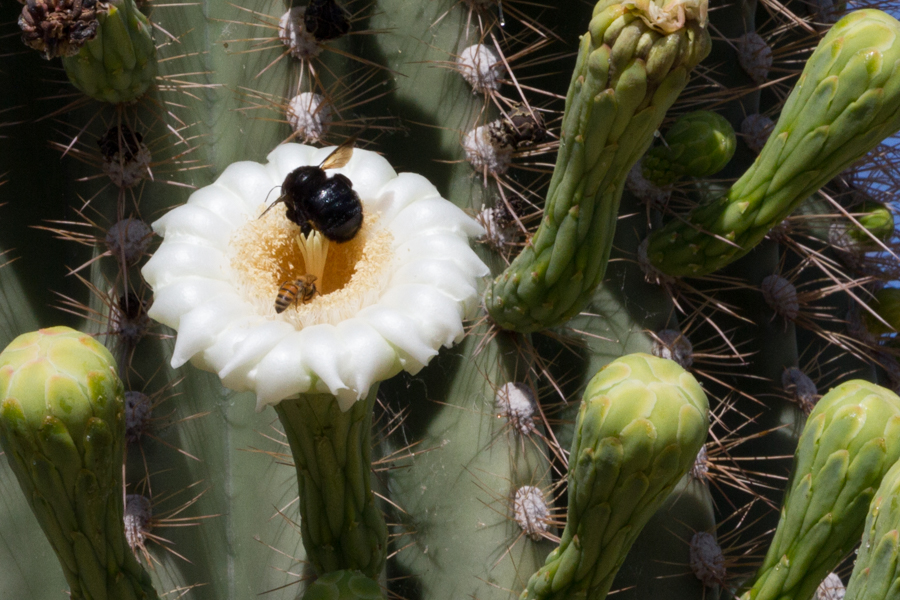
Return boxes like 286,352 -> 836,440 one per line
274,274 -> 318,313
263,138 -> 363,243
304,0 -> 351,42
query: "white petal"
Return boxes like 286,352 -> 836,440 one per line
151,204 -> 234,250
295,326 -> 350,396
369,173 -> 440,221
146,278 -> 235,329
215,161 -> 278,211
142,242 -> 231,289
185,185 -> 251,227
389,259 -> 478,303
388,197 -> 485,242
171,295 -> 250,368
379,284 -> 465,348
254,334 -> 314,406
339,150 -> 397,202
265,143 -> 319,181
356,305 -> 438,371
394,232 -> 490,278
334,318 -> 401,402
216,320 -> 297,383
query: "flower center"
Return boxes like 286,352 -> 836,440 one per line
229,204 -> 394,326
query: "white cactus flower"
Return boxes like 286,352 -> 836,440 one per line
142,144 -> 488,411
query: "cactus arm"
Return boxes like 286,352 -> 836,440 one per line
483,0 -> 711,333
647,9 -> 900,277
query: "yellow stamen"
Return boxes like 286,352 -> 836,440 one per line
296,230 -> 330,283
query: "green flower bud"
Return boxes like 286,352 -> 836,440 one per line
521,353 -> 709,600
642,110 -> 737,185
843,459 -> 900,600
740,380 -> 900,600
849,201 -> 895,244
0,326 -> 158,600
303,570 -> 385,600
61,0 -> 157,104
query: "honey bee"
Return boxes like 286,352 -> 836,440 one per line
274,274 -> 318,313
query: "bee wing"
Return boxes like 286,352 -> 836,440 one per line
319,137 -> 355,170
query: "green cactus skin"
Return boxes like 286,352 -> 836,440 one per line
273,387 -> 387,578
383,329 -> 557,600
482,0 -> 711,333
61,0 -> 156,104
843,459 -> 900,600
647,9 -> 900,277
520,353 -> 709,600
740,380 -> 900,600
302,570 -> 385,600
642,110 -> 737,185
0,327 -> 159,600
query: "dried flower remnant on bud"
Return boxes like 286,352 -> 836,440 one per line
652,329 -> 694,369
495,382 -> 536,435
457,44 -> 504,93
19,0 -> 107,59
782,367 -> 819,413
761,275 -> 799,321
279,7 -> 320,59
125,390 -> 152,442
124,494 -> 152,556
106,218 -> 153,265
689,531 -> 726,587
815,573 -> 845,600
513,485 -> 549,541
741,114 -> 774,153
98,125 -> 151,188
287,92 -> 332,143
737,32 -> 772,85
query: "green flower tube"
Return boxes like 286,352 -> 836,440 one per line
642,110 -> 736,185
0,327 -> 158,600
647,9 -> 900,277
740,380 -> 900,600
520,353 -> 709,600
843,459 -> 900,600
61,0 -> 157,104
483,0 -> 711,333
302,570 -> 385,600
274,388 -> 388,578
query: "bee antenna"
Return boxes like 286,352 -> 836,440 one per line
258,186 -> 284,220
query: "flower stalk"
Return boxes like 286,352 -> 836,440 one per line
273,385 -> 387,578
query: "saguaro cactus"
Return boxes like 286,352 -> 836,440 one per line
2,0 -> 900,598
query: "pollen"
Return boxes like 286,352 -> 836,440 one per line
229,204 -> 394,327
